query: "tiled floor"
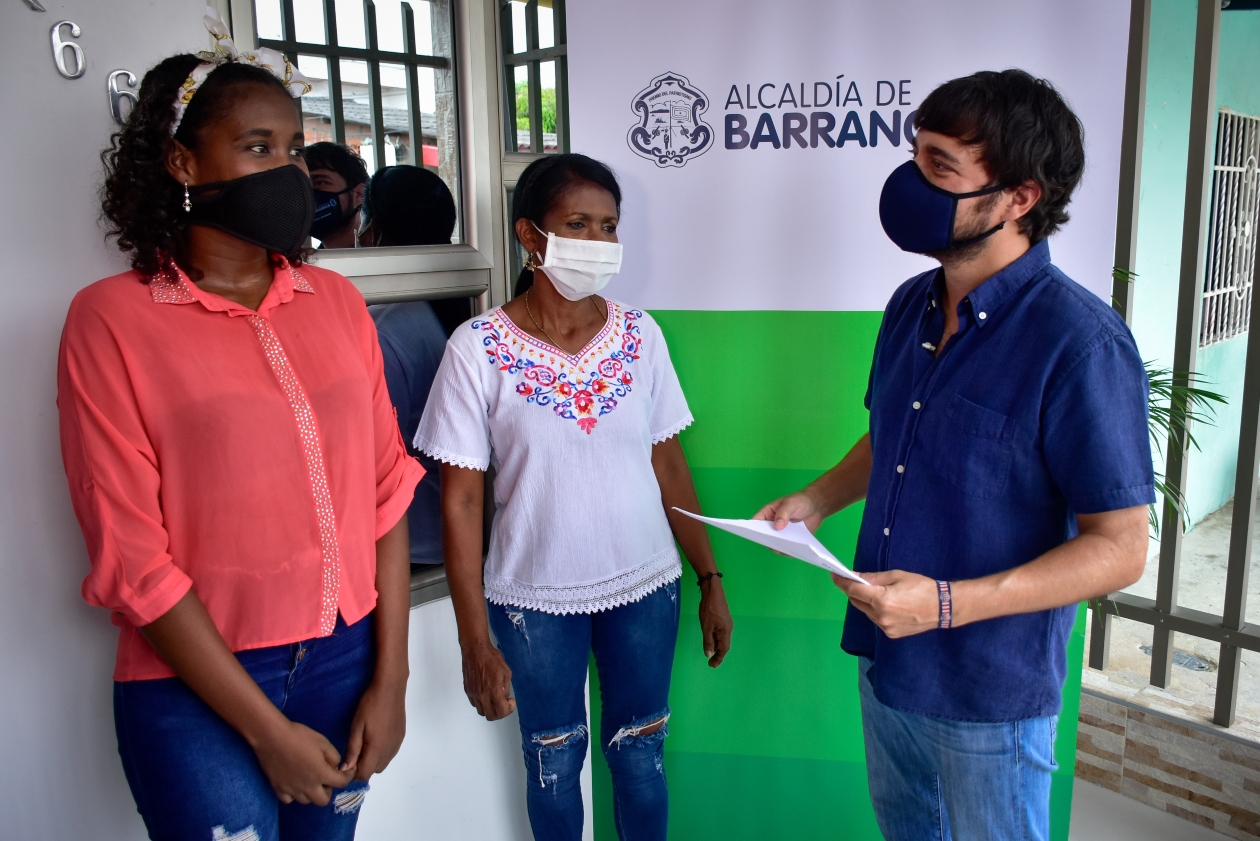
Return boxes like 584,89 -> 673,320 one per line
1071,779 -> 1227,840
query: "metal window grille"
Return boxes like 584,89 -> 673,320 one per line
1199,109 -> 1260,347
255,0 -> 463,241
500,0 -> 568,154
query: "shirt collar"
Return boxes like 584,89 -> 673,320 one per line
148,257 -> 315,317
962,239 -> 1052,328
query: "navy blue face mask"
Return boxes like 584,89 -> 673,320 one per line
878,160 -> 1008,254
310,187 -> 360,241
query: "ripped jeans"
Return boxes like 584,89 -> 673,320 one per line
487,579 -> 680,841
113,614 -> 374,841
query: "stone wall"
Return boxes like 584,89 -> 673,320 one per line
1077,689 -> 1260,838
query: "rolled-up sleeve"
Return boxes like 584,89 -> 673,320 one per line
357,304 -> 425,539
57,300 -> 192,626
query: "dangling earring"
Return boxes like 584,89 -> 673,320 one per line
524,253 -> 537,272
182,182 -> 191,213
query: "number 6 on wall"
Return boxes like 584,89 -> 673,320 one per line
108,70 -> 139,126
51,21 -> 85,80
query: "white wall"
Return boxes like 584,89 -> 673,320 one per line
2,5 -> 206,838
360,598 -> 595,840
0,3 -> 553,838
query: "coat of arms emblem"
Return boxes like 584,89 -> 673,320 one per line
627,72 -> 713,168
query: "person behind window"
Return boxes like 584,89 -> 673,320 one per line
371,300 -> 448,570
357,164 -> 455,249
756,69 -> 1153,841
304,141 -> 369,249
366,169 -> 459,570
415,153 -> 734,841
59,15 -> 421,839
359,164 -> 471,335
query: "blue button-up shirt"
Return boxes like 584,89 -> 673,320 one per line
842,240 -> 1154,721
372,301 -> 449,566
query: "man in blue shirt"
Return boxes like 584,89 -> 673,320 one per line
372,301 -> 449,567
757,70 -> 1153,840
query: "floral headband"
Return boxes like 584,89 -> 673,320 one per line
170,6 -> 313,136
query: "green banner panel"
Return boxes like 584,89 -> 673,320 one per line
590,310 -> 1083,839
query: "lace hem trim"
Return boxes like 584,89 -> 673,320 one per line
416,439 -> 489,471
485,550 -> 683,615
650,414 -> 694,445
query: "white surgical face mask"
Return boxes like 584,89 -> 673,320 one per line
532,222 -> 623,301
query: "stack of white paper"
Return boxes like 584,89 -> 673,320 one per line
672,508 -> 869,585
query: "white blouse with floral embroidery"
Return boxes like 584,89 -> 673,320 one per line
415,300 -> 691,614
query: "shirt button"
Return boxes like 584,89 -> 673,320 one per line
883,527 -> 890,536
978,311 -> 988,320
897,465 -> 905,473
913,401 -> 922,410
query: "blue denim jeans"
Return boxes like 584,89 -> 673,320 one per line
487,580 -> 680,841
858,657 -> 1057,841
114,615 -> 375,841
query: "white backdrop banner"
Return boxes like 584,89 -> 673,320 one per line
567,0 -> 1131,311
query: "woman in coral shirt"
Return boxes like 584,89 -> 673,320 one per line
57,19 -> 420,841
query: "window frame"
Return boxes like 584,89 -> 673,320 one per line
499,0 -> 568,155
223,0 -> 508,306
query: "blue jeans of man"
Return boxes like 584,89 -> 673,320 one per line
487,580 -> 680,841
858,657 -> 1058,841
114,615 -> 375,841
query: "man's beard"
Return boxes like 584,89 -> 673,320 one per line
923,192 -> 1003,265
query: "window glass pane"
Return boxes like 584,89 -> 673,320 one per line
409,67 -> 438,169
540,60 -> 558,153
296,55 -> 334,144
255,0 -> 284,40
379,62 -> 406,169
510,0 -> 528,53
293,0 -> 327,44
537,1 -> 554,50
335,0 -> 367,48
295,0 -> 461,248
374,0 -> 406,53
411,0 -> 435,54
513,64 -> 530,152
338,59 -> 375,173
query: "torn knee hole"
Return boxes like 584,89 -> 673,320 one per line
532,724 -> 589,748
333,785 -> 369,815
635,718 -> 667,737
531,724 -> 588,789
608,712 -> 671,749
211,827 -> 261,841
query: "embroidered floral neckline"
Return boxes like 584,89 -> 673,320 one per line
472,303 -> 644,435
496,300 -> 614,364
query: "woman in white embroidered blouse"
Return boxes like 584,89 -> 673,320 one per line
416,154 -> 732,840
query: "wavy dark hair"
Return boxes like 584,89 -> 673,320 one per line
100,55 -> 302,279
915,69 -> 1085,243
511,153 -> 622,297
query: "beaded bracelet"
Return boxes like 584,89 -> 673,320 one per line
937,580 -> 953,629
696,571 -> 724,588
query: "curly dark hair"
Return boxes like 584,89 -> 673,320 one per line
100,55 -> 303,279
915,69 -> 1085,243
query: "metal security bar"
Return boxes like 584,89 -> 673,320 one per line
1200,110 -> 1260,347
260,0 -> 463,240
499,0 -> 567,153
1089,0 -> 1260,729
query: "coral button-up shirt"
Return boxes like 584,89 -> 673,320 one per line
58,259 -> 423,681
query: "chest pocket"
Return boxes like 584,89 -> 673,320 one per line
930,394 -> 1018,499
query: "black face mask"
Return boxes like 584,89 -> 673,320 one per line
310,187 -> 360,242
187,165 -> 314,257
